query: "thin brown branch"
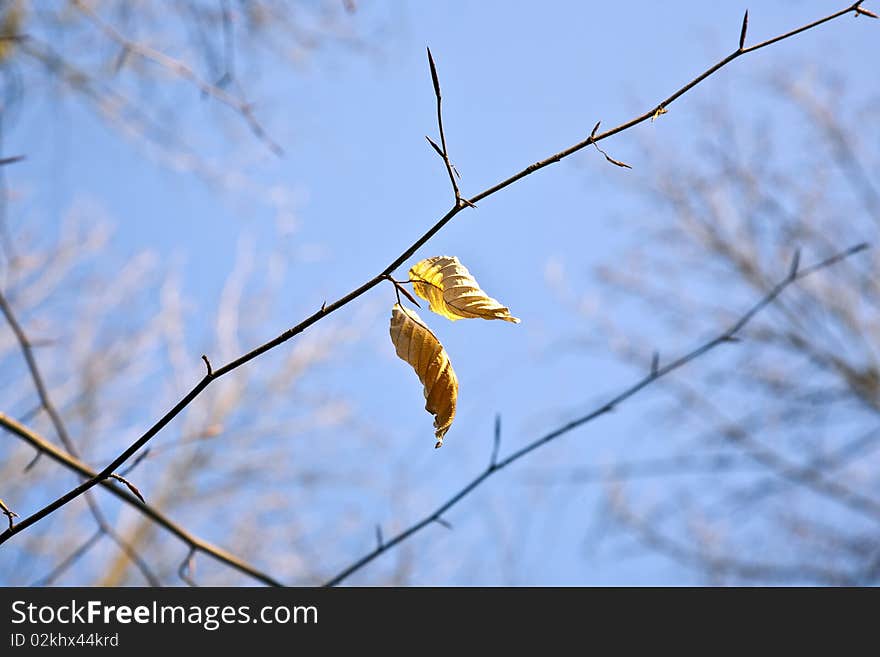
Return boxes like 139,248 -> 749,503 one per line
425,47 -> 466,206
0,290 -> 159,585
0,412 -> 282,586
323,245 -> 868,585
0,2 -> 869,548
0,498 -> 18,530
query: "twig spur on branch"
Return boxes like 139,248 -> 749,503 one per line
324,244 -> 869,585
0,2 -> 872,550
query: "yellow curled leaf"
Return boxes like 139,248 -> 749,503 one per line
389,304 -> 458,448
408,256 -> 520,323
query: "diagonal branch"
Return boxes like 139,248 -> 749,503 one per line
0,412 -> 282,586
0,499 -> 18,530
323,244 -> 868,585
0,2 -> 871,548
0,291 -> 159,585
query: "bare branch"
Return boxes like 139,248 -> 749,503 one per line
425,47 -> 465,205
32,528 -> 104,586
591,140 -> 632,169
0,290 -> 159,584
108,473 -> 146,505
0,2 -> 869,548
179,548 -> 198,587
0,499 -> 18,530
0,155 -> 25,167
0,413 -> 282,586
739,10 -> 749,50
490,414 -> 501,469
323,246 -> 868,585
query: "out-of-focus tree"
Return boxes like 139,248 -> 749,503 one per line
576,67 -> 880,584
0,0 -> 393,585
0,0 -> 369,154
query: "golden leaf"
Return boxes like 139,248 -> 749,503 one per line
0,2 -> 25,65
651,106 -> 668,122
408,256 -> 520,323
389,304 -> 458,448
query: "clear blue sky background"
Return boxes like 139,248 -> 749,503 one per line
4,1 -> 877,584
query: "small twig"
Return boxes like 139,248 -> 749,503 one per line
109,473 -> 146,504
591,140 -> 632,169
788,248 -> 801,279
426,47 -> 464,205
375,524 -> 384,549
384,274 -> 421,308
490,414 -> 501,469
179,547 -> 198,587
433,517 -> 453,530
24,450 -> 42,472
739,10 -> 750,50
0,155 -> 25,167
217,0 -> 236,87
201,354 -> 213,377
651,351 -> 660,377
119,449 -> 151,478
0,499 -> 18,530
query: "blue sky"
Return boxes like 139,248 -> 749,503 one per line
2,1 -> 877,584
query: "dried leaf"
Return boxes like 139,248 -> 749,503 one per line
389,304 -> 458,447
409,256 -> 520,323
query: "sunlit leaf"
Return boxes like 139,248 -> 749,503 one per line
389,304 -> 458,448
408,256 -> 520,323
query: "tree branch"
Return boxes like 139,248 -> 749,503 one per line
0,2 -> 870,547
0,412 -> 282,586
323,244 -> 869,585
425,47 -> 471,207
0,291 -> 159,585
